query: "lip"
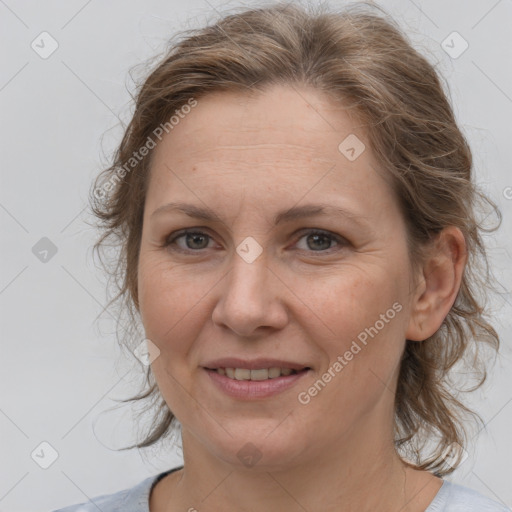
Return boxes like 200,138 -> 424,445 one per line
202,357 -> 310,371
203,367 -> 311,399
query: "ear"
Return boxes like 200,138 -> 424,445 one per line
406,226 -> 467,342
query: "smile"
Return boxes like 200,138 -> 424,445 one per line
210,367 -> 306,380
203,367 -> 311,399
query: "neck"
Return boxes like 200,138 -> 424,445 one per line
157,423 -> 442,512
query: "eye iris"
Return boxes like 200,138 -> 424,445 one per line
307,233 -> 332,251
187,233 -> 209,249
172,230 -> 338,252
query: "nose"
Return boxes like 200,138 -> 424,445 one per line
211,252 -> 289,338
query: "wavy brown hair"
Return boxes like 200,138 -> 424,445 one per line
89,1 -> 502,476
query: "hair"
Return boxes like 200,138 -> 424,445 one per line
89,0 -> 502,476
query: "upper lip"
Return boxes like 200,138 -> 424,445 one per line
202,358 -> 310,371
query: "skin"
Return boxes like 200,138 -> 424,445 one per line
137,83 -> 467,512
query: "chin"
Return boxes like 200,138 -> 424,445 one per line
204,430 -> 309,472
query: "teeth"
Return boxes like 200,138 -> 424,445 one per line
268,367 -> 281,378
216,367 -> 303,380
248,368 -> 268,381
234,368 -> 251,380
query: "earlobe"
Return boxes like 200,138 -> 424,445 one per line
405,226 -> 467,342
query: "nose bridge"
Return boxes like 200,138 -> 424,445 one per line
225,249 -> 269,311
212,246 -> 286,335
226,230 -> 270,300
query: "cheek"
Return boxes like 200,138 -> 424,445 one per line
137,260 -> 204,411
137,256 -> 216,356
138,258 -> 184,342
292,266 -> 406,406
291,264 -> 404,350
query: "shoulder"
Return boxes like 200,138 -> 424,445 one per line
51,468 -> 181,512
427,480 -> 510,512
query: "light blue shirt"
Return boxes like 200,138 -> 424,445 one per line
52,466 -> 509,512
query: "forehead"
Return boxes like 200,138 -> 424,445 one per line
156,84 -> 364,163
147,84 -> 395,216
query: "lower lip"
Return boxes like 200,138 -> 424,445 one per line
203,368 -> 310,399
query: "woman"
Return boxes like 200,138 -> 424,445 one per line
54,2 -> 508,511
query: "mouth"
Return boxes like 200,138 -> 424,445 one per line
201,360 -> 312,399
204,366 -> 311,381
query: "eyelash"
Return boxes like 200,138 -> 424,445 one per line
163,228 -> 347,255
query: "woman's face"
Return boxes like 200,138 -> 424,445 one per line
138,84 -> 419,469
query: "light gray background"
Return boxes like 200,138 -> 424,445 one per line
1,0 -> 511,511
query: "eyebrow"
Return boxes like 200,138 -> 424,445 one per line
151,201 -> 370,227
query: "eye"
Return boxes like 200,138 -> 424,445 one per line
163,228 -> 347,255
294,229 -> 346,253
164,229 -> 215,253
